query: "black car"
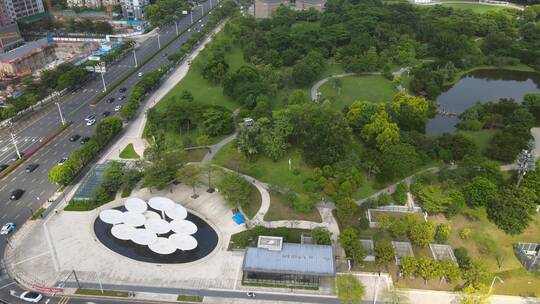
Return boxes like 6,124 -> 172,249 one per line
69,134 -> 81,142
0,164 -> 8,172
10,189 -> 24,200
107,97 -> 115,103
163,53 -> 168,57
119,87 -> 127,93
25,164 -> 39,173
102,111 -> 111,117
80,136 -> 91,144
119,95 -> 126,101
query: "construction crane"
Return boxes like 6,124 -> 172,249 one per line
0,32 -> 21,50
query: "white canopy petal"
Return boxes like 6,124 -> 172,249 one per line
148,197 -> 175,212
111,224 -> 136,240
131,228 -> 158,245
144,218 -> 171,234
143,210 -> 161,220
169,233 -> 198,251
122,211 -> 146,227
125,198 -> 147,213
165,204 -> 188,220
170,219 -> 198,235
148,237 -> 177,254
99,209 -> 124,225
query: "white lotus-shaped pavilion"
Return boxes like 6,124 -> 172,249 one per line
99,197 -> 198,254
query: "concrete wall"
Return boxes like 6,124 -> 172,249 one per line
0,44 -> 57,78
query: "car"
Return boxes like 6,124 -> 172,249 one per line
119,87 -> 127,93
25,164 -> 39,173
102,111 -> 111,117
19,291 -> 43,303
138,72 -> 143,77
0,164 -> 8,172
58,157 -> 68,165
119,95 -> 126,101
0,223 -> 15,235
10,189 -> 24,200
80,136 -> 91,144
163,53 -> 168,57
85,114 -> 96,121
114,105 -> 122,112
107,97 -> 115,103
10,153 -> 24,161
86,118 -> 96,126
69,134 -> 81,142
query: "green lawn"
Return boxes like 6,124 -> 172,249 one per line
212,141 -> 313,194
186,148 -> 209,162
319,75 -> 397,110
177,295 -> 203,302
75,289 -> 128,297
437,3 -> 516,13
460,129 -> 497,154
119,143 -> 140,159
244,182 -> 262,219
265,190 -> 322,222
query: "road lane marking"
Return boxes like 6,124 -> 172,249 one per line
14,214 -> 19,220
0,282 -> 15,289
13,251 -> 51,266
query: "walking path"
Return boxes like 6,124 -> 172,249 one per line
417,0 -> 525,10
201,108 -> 241,163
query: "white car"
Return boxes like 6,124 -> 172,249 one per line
58,157 -> 68,165
0,223 -> 15,235
138,72 -> 143,77
19,291 -> 43,303
86,118 -> 96,126
114,105 -> 122,112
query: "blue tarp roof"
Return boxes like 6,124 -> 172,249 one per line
243,243 -> 336,276
232,212 -> 245,225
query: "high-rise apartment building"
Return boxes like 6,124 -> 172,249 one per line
119,0 -> 147,20
1,0 -> 45,23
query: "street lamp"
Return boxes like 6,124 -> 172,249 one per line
157,33 -> 161,49
132,49 -> 138,67
8,123 -> 21,160
489,276 -> 504,294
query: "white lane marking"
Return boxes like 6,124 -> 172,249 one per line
13,251 -> 51,266
14,214 -> 19,220
0,282 -> 15,289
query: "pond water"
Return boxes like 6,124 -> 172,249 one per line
94,206 -> 219,264
426,69 -> 540,135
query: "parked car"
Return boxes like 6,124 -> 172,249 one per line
25,164 -> 39,173
58,157 -> 68,165
10,189 -> 24,200
119,95 -> 126,101
19,291 -> 43,303
86,118 -> 96,126
80,136 -> 91,144
85,114 -> 96,121
119,87 -> 127,93
69,134 -> 81,142
0,223 -> 15,235
102,111 -> 111,117
107,97 -> 115,103
138,72 -> 143,77
114,105 -> 122,112
0,164 -> 8,172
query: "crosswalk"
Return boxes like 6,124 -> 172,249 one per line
57,296 -> 70,304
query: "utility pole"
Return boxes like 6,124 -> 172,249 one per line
55,102 -> 66,125
9,124 -> 21,159
132,49 -> 138,67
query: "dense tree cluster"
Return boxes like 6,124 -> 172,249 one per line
144,0 -> 190,27
19,16 -> 113,34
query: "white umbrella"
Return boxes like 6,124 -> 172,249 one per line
99,209 -> 124,225
132,228 -> 158,246
148,237 -> 176,254
170,219 -> 197,235
111,224 -> 136,241
122,211 -> 146,227
165,204 -> 188,220
143,210 -> 161,220
148,197 -> 175,212
169,233 -> 198,251
144,218 -> 171,234
125,198 -> 147,213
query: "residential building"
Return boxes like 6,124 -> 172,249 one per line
2,0 -> 45,23
66,0 -> 118,8
0,1 -> 13,26
0,38 -> 56,79
0,23 -> 25,53
119,0 -> 148,20
294,0 -> 326,12
242,236 -> 336,287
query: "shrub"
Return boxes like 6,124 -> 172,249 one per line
460,228 -> 471,240
312,227 -> 332,245
434,224 -> 451,244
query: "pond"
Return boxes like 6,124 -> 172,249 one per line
426,69 -> 540,135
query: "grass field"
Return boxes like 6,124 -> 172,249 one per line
186,148 -> 209,162
460,129 -> 497,154
265,190 -> 322,222
319,75 -> 397,110
430,208 -> 540,296
437,3 -> 516,13
244,182 -> 262,219
119,143 -> 140,159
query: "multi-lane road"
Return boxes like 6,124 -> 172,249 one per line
0,1 -> 217,303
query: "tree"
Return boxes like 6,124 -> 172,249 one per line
393,182 -> 408,205
176,164 -> 202,198
218,171 -> 252,212
201,53 -> 229,84
336,197 -> 358,225
434,224 -> 451,244
415,257 -> 439,284
463,176 -> 498,207
390,92 -> 430,132
362,111 -> 400,151
287,90 -> 308,105
440,259 -> 461,283
487,187 -> 538,234
379,144 -> 420,181
458,284 -> 491,304
143,149 -> 187,190
201,108 -> 233,137
312,227 -> 332,245
408,221 -> 435,247
523,93 -> 540,124
462,260 -> 490,287
336,274 -> 365,304
339,227 -> 366,263
374,240 -> 396,267
346,101 -> 384,132
203,164 -> 216,192
401,256 -> 418,278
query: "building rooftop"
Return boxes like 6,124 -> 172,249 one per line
243,242 -> 336,276
0,38 -> 51,63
